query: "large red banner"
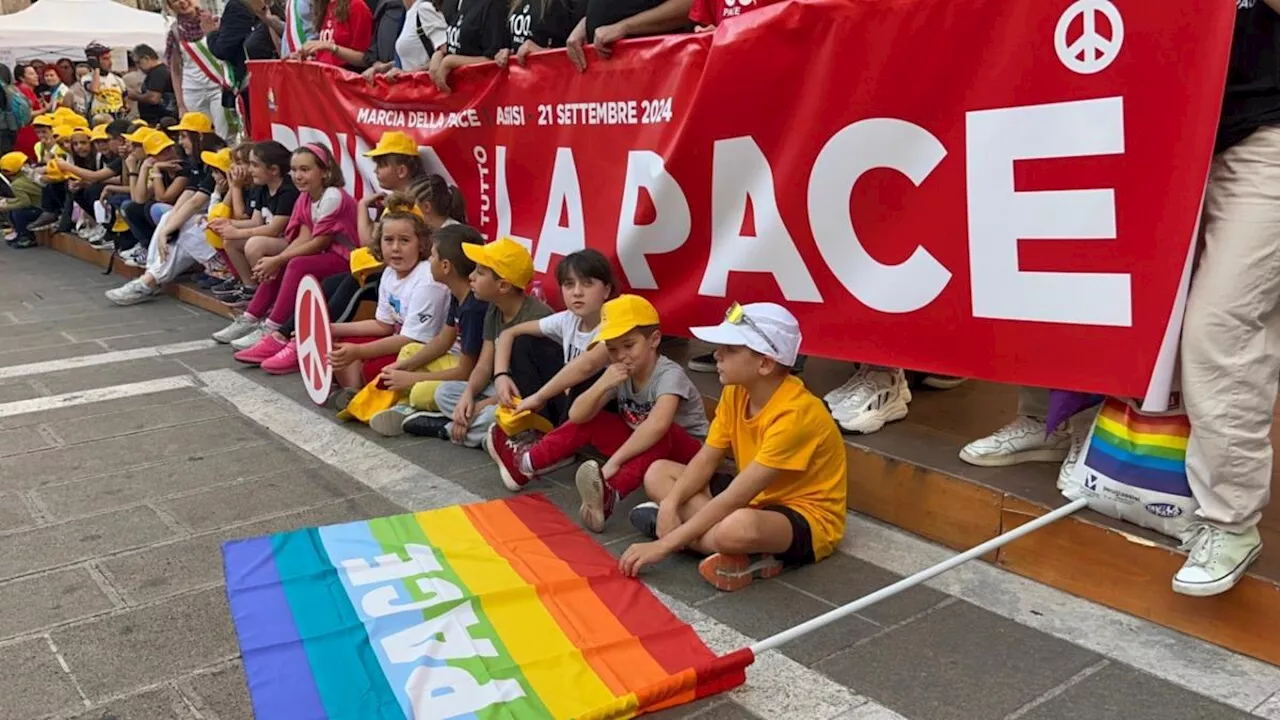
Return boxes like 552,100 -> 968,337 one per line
248,0 -> 1234,402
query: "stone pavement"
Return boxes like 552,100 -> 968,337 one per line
1,246 -> 1278,720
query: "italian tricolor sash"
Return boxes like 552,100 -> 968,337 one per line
282,0 -> 308,57
179,35 -> 236,91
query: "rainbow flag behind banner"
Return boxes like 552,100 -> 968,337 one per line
222,494 -> 750,719
1085,397 -> 1190,496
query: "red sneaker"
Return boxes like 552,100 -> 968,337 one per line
486,425 -> 532,492
233,333 -> 287,366
574,460 -> 619,533
698,553 -> 783,592
260,339 -> 299,375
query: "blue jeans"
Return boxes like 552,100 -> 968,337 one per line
10,207 -> 39,238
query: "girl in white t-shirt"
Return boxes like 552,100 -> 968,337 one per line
492,248 -> 617,425
328,193 -> 452,398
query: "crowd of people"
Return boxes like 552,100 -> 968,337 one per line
0,0 -> 1270,597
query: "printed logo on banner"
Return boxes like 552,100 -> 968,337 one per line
1055,0 -> 1124,75
295,275 -> 332,405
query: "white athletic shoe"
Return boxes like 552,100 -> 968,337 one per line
959,415 -> 1070,467
120,246 -> 147,268
213,315 -> 260,344
1056,410 -> 1095,490
230,325 -> 268,351
831,366 -> 910,434
1172,524 -> 1262,597
823,364 -> 865,407
104,279 -> 158,306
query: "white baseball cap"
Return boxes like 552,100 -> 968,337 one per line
690,302 -> 802,368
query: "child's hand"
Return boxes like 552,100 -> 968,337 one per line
494,374 -> 519,408
601,459 -> 620,480
359,191 -> 385,210
600,362 -> 630,389
252,255 -> 283,282
619,540 -> 673,577
380,368 -> 417,391
514,393 -> 545,414
450,391 -> 474,443
329,343 -> 363,369
656,499 -> 681,538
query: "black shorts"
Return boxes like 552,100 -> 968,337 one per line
709,473 -> 816,567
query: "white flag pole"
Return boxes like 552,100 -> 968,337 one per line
750,497 -> 1088,655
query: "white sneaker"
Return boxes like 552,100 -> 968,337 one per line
369,405 -> 437,437
104,279 -> 158,306
230,325 -> 268,351
1172,524 -> 1262,597
831,366 -> 910,434
1056,410 -> 1096,490
823,364 -> 865,407
120,246 -> 146,268
212,315 -> 260,344
959,415 -> 1069,467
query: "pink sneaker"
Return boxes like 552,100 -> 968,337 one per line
260,339 -> 299,375
234,333 -> 287,365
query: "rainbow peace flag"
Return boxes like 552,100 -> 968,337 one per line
1084,397 -> 1191,496
222,494 -> 751,719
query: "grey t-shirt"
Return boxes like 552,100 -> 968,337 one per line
614,355 -> 710,437
482,295 -> 552,342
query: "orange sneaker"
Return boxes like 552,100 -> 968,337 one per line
697,553 -> 783,592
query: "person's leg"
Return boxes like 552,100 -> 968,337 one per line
206,87 -> 231,139
328,272 -> 370,324
508,334 -> 569,424
10,207 -> 38,241
263,252 -> 349,329
573,416 -> 697,532
959,386 -> 1069,467
222,236 -> 255,284
1176,126 -> 1280,596
123,199 -> 155,249
405,355 -> 461,411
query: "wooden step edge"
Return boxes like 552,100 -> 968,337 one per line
42,231 -> 1280,665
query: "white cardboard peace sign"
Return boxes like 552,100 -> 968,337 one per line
1055,0 -> 1124,75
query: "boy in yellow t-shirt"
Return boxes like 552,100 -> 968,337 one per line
619,302 -> 847,592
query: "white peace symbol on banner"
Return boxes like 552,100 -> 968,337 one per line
294,274 -> 333,405
1054,0 -> 1124,75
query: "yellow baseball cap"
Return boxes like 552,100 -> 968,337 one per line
123,126 -> 156,144
131,118 -> 149,127
592,294 -> 661,346
32,114 -> 55,127
171,111 -> 213,133
1,151 -> 27,174
89,124 -> 110,141
348,246 -> 384,282
201,148 -> 232,173
71,125 -> 90,138
143,132 -> 175,156
53,124 -> 75,139
364,131 -> 418,158
52,107 -> 79,120
461,237 -> 534,289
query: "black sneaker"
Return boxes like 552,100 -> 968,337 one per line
12,235 -> 37,249
28,212 -> 58,231
211,278 -> 242,296
629,502 -> 659,539
404,414 -> 450,439
221,287 -> 255,308
687,353 -> 716,373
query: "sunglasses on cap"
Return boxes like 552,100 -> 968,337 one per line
725,302 -> 780,356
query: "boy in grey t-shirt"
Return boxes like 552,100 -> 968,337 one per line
486,294 -> 709,533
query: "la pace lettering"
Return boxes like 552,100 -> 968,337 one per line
275,96 -> 1129,328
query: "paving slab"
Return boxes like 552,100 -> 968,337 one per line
1018,662 -> 1256,720
52,587 -> 239,702
814,601 -> 1102,720
0,307 -> 199,339
68,687 -> 188,720
0,493 -> 36,532
0,636 -> 86,720
0,379 -> 41,403
0,505 -> 176,582
49,397 -> 232,446
646,697 -> 739,719
65,317 -> 212,342
0,387 -> 205,430
31,358 -> 195,395
781,553 -> 948,627
0,425 -> 56,457
182,662 -> 252,720
0,341 -> 106,368
99,324 -> 226,352
101,494 -> 403,603
0,566 -> 114,640
168,347 -> 246,372
156,465 -> 369,532
0,329 -> 82,353
35,442 -> 310,520
698,578 -> 879,666
1,417 -> 263,490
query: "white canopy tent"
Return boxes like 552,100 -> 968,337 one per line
0,0 -> 168,65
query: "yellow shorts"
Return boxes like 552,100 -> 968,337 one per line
395,344 -> 460,411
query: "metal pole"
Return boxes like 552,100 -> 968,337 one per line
750,497 -> 1088,654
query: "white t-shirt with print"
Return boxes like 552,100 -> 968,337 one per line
377,260 -> 451,343
538,310 -> 599,363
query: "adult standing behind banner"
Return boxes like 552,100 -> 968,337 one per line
427,0 -> 508,91
495,0 -> 584,67
689,0 -> 775,30
294,0 -> 375,69
209,0 -> 280,129
166,0 -> 234,139
82,45 -> 129,118
364,0 -> 410,69
1175,0 -> 1280,597
564,0 -> 691,71
362,0 -> 449,80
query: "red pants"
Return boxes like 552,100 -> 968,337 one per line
528,412 -> 702,496
341,335 -> 397,385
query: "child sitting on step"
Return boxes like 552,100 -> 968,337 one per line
619,303 -> 847,592
489,294 -> 709,533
